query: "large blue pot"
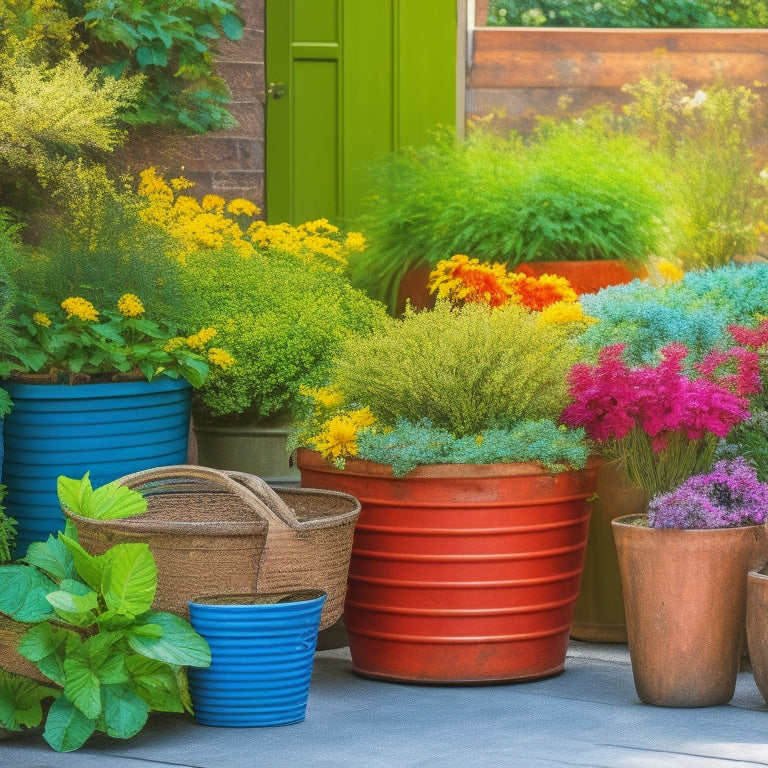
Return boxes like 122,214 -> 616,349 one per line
187,591 -> 326,727
2,378 -> 191,556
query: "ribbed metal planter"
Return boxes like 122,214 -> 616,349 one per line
187,591 -> 326,727
2,378 -> 191,556
297,449 -> 599,684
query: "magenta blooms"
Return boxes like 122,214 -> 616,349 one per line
648,457 -> 768,529
561,342 -> 760,452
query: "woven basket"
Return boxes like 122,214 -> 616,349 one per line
0,616 -> 46,681
62,466 -> 270,619
227,471 -> 361,630
63,465 -> 361,630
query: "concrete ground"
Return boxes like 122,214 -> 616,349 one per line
3,641 -> 768,768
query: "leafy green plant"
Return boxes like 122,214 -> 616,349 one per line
178,245 -> 387,424
0,292 -> 232,386
0,474 -> 211,752
487,0 -> 768,27
0,485 -> 17,564
348,123 -> 667,311
69,0 -> 244,132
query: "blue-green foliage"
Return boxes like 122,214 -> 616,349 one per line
356,419 -> 589,477
580,263 -> 768,364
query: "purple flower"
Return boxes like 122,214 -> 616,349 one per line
648,457 -> 768,529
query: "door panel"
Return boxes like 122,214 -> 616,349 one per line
266,0 -> 456,224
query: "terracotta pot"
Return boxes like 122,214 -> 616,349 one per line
297,448 -> 599,684
613,515 -> 768,707
571,463 -> 647,643
515,260 -> 647,295
746,569 -> 768,704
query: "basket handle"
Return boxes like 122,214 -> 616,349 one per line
225,471 -> 300,531
117,464 -> 273,512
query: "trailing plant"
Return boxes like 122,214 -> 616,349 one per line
293,300 -> 589,474
647,457 -> 768,529
0,485 -> 17,563
0,292 -> 233,386
0,473 -> 211,752
561,341 -> 761,499
348,122 -> 667,311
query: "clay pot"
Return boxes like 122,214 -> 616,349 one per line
746,569 -> 768,704
613,515 -> 768,707
514,260 -> 647,295
571,463 -> 647,643
298,448 -> 599,684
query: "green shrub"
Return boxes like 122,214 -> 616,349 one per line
349,123 -> 667,311
487,0 -> 768,27
177,246 -> 387,423
332,301 -> 583,436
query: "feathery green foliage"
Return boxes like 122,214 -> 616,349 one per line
332,301 -> 583,437
177,247 -> 387,423
348,123 -> 666,310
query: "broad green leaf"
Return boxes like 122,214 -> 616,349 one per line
88,480 -> 147,520
95,608 -> 142,631
136,44 -> 167,66
125,656 -> 184,713
43,696 -> 97,752
101,683 -> 149,739
79,633 -> 129,686
59,533 -> 104,592
46,588 -> 98,627
221,12 -> 244,40
57,474 -> 93,516
62,654 -> 102,720
23,536 -> 74,582
22,626 -> 83,686
102,543 -> 157,616
19,622 -> 63,662
128,612 -> 211,668
0,669 -> 58,730
0,566 -> 57,622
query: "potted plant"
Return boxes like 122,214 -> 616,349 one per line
346,119 -> 666,312
561,339 -> 767,706
0,475 -> 211,752
292,276 -> 599,684
0,291 -> 233,556
135,170 -> 388,482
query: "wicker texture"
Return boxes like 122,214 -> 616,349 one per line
228,472 -> 361,630
62,465 -> 361,630
0,616 -> 46,681
62,466 -> 269,619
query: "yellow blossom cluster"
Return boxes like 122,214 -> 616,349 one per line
207,347 -> 235,371
656,259 -> 685,283
117,293 -> 145,318
186,327 -> 217,351
61,297 -> 99,322
32,312 -> 51,327
311,408 -> 376,461
138,168 -> 258,261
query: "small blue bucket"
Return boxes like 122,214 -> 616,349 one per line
187,590 -> 326,727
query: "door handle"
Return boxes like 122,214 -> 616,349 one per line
267,82 -> 287,100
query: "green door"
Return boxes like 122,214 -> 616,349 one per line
265,0 -> 457,225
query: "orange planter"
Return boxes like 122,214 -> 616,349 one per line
514,260 -> 647,295
297,449 -> 599,683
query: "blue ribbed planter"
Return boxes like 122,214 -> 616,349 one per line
187,591 -> 326,727
2,377 -> 191,556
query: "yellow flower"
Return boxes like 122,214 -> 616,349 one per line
657,259 -> 685,283
227,199 -> 260,217
164,337 -> 187,352
32,312 -> 51,327
348,407 -> 375,429
117,293 -> 145,318
311,415 -> 360,460
344,231 -> 367,253
208,347 -> 235,370
187,327 -> 217,350
61,297 -> 98,322
537,301 -> 597,326
170,175 -> 195,191
201,194 -> 226,213
300,386 -> 344,410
